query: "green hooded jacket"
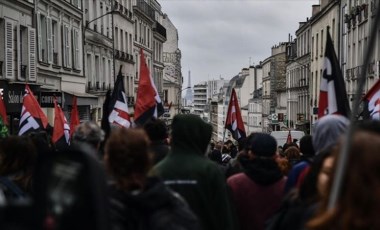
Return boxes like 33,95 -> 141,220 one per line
153,114 -> 237,230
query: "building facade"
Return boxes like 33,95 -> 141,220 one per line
193,81 -> 207,115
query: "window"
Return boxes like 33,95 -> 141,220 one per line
134,20 -> 137,41
38,13 -> 49,63
72,0 -> 81,9
103,57 -> 106,88
120,29 -> 124,51
87,54 -> 93,84
19,26 -> 28,81
125,31 -> 128,53
321,29 -> 324,56
316,33 -> 319,58
52,20 -> 58,65
95,55 -> 100,84
115,27 -> 119,50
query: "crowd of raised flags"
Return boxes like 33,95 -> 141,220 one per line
0,48 -> 164,149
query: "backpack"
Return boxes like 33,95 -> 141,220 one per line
148,189 -> 201,230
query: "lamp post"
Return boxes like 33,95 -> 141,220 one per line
177,86 -> 191,114
83,1 -> 118,86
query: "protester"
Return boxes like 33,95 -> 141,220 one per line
143,118 -> 170,164
266,149 -> 334,230
307,123 -> 380,230
284,146 -> 301,169
0,136 -> 37,199
72,121 -> 105,153
105,127 -> 200,230
154,114 -> 237,230
227,133 -> 286,230
284,115 -> 348,194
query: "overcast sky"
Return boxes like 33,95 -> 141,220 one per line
159,0 -> 319,87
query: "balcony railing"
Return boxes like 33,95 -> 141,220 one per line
53,52 -> 58,65
21,65 -> 27,79
135,0 -> 155,20
153,21 -> 167,39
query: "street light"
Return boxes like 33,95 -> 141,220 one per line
83,2 -> 119,85
177,86 -> 191,114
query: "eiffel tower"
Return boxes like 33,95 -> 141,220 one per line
184,70 -> 193,106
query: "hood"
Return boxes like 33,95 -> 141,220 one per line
312,114 -> 349,154
171,114 -> 212,155
240,157 -> 284,186
110,177 -> 174,212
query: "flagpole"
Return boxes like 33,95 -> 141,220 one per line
328,1 -> 380,210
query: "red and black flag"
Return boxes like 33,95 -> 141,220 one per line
70,96 -> 80,136
362,79 -> 380,120
18,85 -> 49,136
225,88 -> 246,141
318,30 -> 350,118
134,48 -> 164,126
0,93 -> 8,126
52,98 -> 70,150
287,130 -> 292,144
108,66 -> 131,128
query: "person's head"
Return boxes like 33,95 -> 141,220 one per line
282,142 -> 298,152
171,114 -> 212,155
284,146 -> 301,164
299,135 -> 315,157
104,128 -> 151,190
307,129 -> 380,229
28,131 -> 54,154
72,121 -> 105,150
299,149 -> 334,204
0,136 -> 37,190
143,117 -> 168,142
247,133 -> 277,160
312,114 -> 349,155
208,149 -> 222,164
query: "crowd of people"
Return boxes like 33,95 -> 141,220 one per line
0,113 -> 379,230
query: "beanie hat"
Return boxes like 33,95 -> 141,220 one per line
312,114 -> 349,154
249,133 -> 277,157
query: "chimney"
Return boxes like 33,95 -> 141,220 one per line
312,5 -> 321,17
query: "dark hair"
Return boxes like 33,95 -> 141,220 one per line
307,130 -> 380,229
298,149 -> 332,205
0,136 -> 37,192
105,128 -> 151,184
300,135 -> 315,156
143,117 -> 168,141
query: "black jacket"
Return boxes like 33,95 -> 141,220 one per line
108,177 -> 200,230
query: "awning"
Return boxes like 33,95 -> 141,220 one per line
63,91 -> 98,106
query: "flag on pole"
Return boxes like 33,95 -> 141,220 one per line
108,66 -> 131,128
0,93 -> 8,126
18,85 -> 49,136
287,130 -> 292,144
52,98 -> 70,149
362,79 -> 380,120
318,30 -> 350,118
70,96 -> 80,136
225,88 -> 246,141
134,48 -> 164,126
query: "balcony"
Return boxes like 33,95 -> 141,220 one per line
53,52 -> 58,65
127,96 -> 135,106
153,21 -> 167,39
88,81 -> 93,90
121,51 -> 126,60
135,0 -> 155,20
21,65 -> 27,79
114,50 -> 120,59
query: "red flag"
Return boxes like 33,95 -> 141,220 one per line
134,48 -> 164,126
18,85 -> 49,135
225,88 -> 246,141
70,96 -> 80,136
287,130 -> 292,144
363,79 -> 380,120
318,30 -> 350,118
52,98 -> 70,148
0,93 -> 8,125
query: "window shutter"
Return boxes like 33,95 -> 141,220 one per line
28,28 -> 37,82
67,25 -> 71,68
37,12 -> 42,62
5,20 -> 14,79
72,28 -> 76,69
62,25 -> 67,67
47,17 -> 53,64
17,24 -> 22,81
